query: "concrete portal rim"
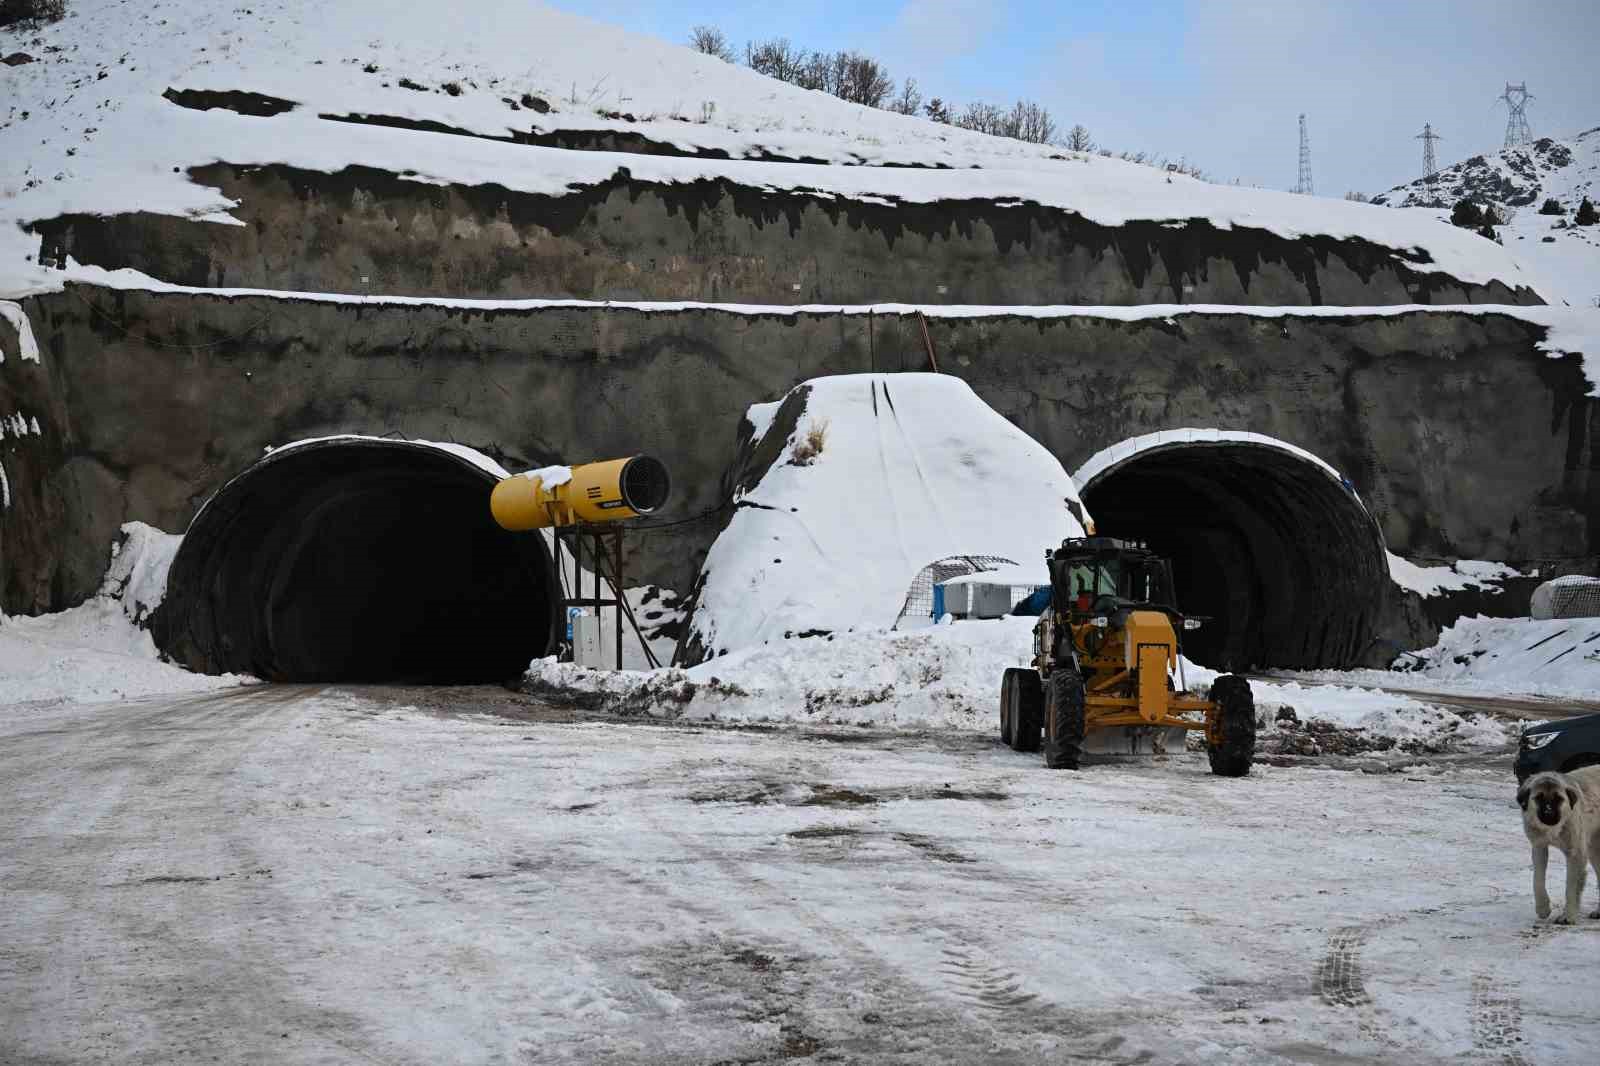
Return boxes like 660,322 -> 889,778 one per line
1073,428 -> 1367,509
1072,428 -> 1389,670
155,435 -> 559,682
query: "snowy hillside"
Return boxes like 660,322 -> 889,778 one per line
1375,128 -> 1600,306
0,0 -> 1548,301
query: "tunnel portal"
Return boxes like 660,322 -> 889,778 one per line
153,439 -> 557,682
1075,433 -> 1388,671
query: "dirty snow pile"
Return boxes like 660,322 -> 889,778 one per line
681,374 -> 1086,659
1289,614 -> 1600,703
0,522 -> 250,705
1376,126 -> 1600,307
0,0 -> 1549,301
527,617 -> 1513,752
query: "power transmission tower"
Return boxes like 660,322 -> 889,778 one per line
1496,82 -> 1533,148
1296,113 -> 1313,195
1416,123 -> 1442,178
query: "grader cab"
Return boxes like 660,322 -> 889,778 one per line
998,537 -> 1256,775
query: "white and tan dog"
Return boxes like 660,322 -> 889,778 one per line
1518,766 -> 1600,923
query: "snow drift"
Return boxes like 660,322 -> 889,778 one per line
0,522 -> 251,704
678,373 -> 1086,663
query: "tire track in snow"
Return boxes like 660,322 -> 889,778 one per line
1312,895 -> 1515,1055
1314,923 -> 1376,1008
1470,973 -> 1530,1066
626,758 -> 1158,1063
936,939 -> 1039,1016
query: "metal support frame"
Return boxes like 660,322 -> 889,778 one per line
548,522 -> 661,672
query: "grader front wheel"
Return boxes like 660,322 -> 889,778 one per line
1042,670 -> 1087,770
1207,674 -> 1257,777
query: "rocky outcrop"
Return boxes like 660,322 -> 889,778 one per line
30,163 -> 1541,307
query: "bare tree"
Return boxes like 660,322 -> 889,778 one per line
688,25 -> 735,62
1003,101 -> 1056,144
1344,190 -> 1371,203
890,78 -> 923,117
957,101 -> 1006,136
830,51 -> 894,107
1065,123 -> 1094,152
745,38 -> 807,84
795,49 -> 832,92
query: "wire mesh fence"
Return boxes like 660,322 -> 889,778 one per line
893,554 -> 1018,628
1531,576 -> 1600,619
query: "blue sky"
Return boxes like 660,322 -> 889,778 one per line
547,0 -> 1598,197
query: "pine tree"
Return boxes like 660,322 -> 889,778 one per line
1450,199 -> 1483,228
1577,198 -> 1599,226
1540,198 -> 1565,216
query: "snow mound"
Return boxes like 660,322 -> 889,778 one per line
1288,614 -> 1600,703
681,373 -> 1086,661
0,524 -> 252,705
98,521 -> 182,625
527,618 -> 1512,752
530,616 -> 1038,730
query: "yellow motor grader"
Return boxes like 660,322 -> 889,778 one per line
999,537 -> 1256,775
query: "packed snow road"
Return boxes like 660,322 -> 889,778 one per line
2,685 -> 1595,1065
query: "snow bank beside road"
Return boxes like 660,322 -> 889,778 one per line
526,618 -> 1514,753
0,523 -> 250,705
1288,614 -> 1600,702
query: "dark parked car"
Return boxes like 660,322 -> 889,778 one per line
1515,712 -> 1600,781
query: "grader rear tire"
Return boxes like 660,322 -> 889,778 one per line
999,670 -> 1016,745
1002,668 -> 1042,752
1042,670 -> 1086,770
1207,674 -> 1257,777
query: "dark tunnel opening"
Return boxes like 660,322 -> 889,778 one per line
1077,439 -> 1388,671
152,439 -> 557,682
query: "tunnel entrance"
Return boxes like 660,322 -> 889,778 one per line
1074,431 -> 1387,671
152,438 -> 557,682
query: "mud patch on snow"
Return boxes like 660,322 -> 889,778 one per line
787,826 -> 862,840
688,781 -> 878,808
894,832 -> 975,865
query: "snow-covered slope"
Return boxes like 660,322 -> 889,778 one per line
0,0 -> 1548,301
682,373 -> 1086,661
1375,129 -> 1600,306
0,521 -> 251,704
1287,614 -> 1600,703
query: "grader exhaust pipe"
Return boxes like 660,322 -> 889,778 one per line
490,455 -> 671,531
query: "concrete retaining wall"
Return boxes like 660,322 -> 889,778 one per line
1,289 -> 1593,615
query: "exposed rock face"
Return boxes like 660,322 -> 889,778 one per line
30,164 -> 1541,306
2,291 -> 1593,649
1375,132 -> 1593,210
